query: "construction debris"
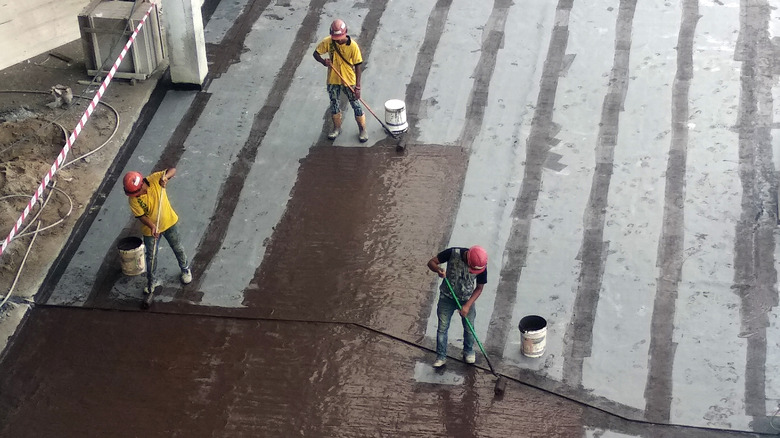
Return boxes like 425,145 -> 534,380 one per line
46,85 -> 73,109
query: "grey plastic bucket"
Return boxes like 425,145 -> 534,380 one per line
117,236 -> 145,276
519,315 -> 547,358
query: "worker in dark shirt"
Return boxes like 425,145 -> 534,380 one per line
426,245 -> 488,368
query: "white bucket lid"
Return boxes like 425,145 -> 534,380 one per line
384,99 -> 405,111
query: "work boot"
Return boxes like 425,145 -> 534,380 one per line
143,279 -> 161,294
356,114 -> 368,143
328,112 -> 342,140
181,268 -> 192,285
464,351 -> 476,364
432,357 -> 447,368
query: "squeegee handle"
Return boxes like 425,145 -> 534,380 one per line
443,277 -> 496,374
150,185 -> 164,276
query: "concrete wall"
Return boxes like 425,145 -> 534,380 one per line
0,0 -> 90,71
0,0 -> 206,72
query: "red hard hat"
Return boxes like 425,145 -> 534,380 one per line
466,245 -> 487,274
330,19 -> 348,40
123,171 -> 144,196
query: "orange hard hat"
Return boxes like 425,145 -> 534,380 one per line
330,19 -> 348,40
466,245 -> 488,274
123,171 -> 144,196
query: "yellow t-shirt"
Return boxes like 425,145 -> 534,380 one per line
315,36 -> 363,85
128,171 -> 179,236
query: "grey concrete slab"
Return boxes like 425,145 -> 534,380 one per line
669,0 -> 746,428
427,0 -> 777,432
356,0 -> 436,143
416,0 -> 493,145
493,0 -> 605,385
412,361 -> 465,385
585,430 -> 640,438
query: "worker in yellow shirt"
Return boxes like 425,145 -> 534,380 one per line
123,168 -> 192,294
313,19 -> 368,143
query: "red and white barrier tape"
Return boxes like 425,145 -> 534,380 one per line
0,2 -> 157,257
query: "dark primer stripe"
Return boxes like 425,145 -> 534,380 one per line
203,0 -> 275,89
184,0 -> 328,294
354,0 -> 387,63
561,0 -> 636,387
404,0 -> 453,141
733,0 -> 777,421
458,0 -> 511,150
644,0 -> 698,423
484,0 -> 573,356
158,93 -> 212,166
201,0 -> 221,24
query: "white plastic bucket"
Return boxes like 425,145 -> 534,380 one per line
384,99 -> 408,134
117,236 -> 146,276
519,315 -> 547,358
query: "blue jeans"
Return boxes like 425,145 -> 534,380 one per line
327,84 -> 363,116
436,294 -> 476,359
143,223 -> 188,288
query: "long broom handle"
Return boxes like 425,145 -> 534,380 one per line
327,64 -> 397,138
443,277 -> 498,375
150,182 -> 164,279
